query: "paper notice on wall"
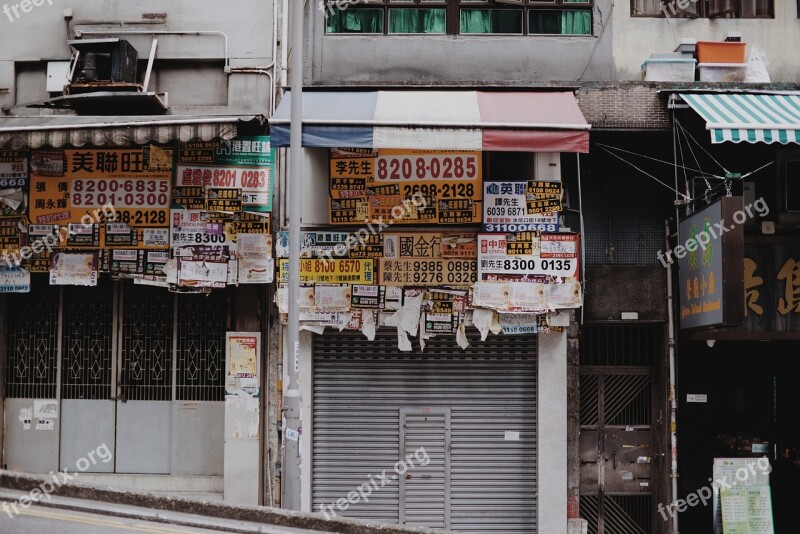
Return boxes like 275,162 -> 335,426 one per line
0,266 -> 30,293
361,309 -> 376,341
471,308 -> 495,340
35,419 -> 54,431
498,313 -> 539,335
19,407 -> 32,429
49,251 -> 98,286
472,281 -> 546,312
545,278 -> 582,309
236,233 -> 272,257
237,256 -> 273,284
384,290 -> 423,337
33,399 -> 58,419
456,323 -> 470,350
313,284 -> 352,312
397,328 -> 412,352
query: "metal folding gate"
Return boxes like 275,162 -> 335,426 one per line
3,276 -> 227,475
579,324 -> 662,534
312,329 -> 537,533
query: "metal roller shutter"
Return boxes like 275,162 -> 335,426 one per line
313,329 -> 537,533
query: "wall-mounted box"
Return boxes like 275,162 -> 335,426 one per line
46,62 -> 70,93
535,152 -> 561,182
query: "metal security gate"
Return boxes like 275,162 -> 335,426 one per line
4,275 -> 227,476
313,329 -> 537,533
579,324 -> 662,534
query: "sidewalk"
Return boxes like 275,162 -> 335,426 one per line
0,470 -> 439,534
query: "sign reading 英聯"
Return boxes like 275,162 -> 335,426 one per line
483,181 -> 558,233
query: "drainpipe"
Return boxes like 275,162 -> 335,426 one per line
665,218 -> 679,534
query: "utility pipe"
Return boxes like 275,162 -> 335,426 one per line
665,218 -> 679,534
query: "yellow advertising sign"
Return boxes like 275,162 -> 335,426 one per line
29,147 -> 172,226
278,258 -> 375,284
379,258 -> 477,286
329,149 -> 483,225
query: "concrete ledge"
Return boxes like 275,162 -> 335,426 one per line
568,518 -> 588,534
0,470 -> 437,534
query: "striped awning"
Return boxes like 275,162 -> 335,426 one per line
0,114 -> 265,149
681,93 -> 800,145
269,90 -> 590,152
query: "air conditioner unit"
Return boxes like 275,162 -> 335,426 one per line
65,38 -> 139,94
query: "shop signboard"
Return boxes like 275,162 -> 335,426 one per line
678,197 -> 744,330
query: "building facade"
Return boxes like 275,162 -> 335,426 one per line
0,0 -> 280,505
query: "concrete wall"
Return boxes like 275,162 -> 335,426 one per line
306,0 -> 615,85
584,265 -> 668,322
0,0 -> 275,114
613,2 -> 800,83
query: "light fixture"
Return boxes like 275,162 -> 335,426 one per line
706,339 -> 716,348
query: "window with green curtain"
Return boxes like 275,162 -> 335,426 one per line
326,8 -> 384,33
460,9 -> 523,34
389,8 -> 446,33
529,9 -> 591,34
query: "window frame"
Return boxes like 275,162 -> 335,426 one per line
630,0 -> 774,18
322,0 -> 594,35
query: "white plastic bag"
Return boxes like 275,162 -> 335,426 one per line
745,44 -> 770,83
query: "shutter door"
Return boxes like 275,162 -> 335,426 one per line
313,329 -> 537,533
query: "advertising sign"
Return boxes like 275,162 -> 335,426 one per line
483,181 -> 558,233
678,197 -> 744,329
30,147 -> 172,226
329,149 -> 482,225
477,233 -> 579,280
278,258 -> 375,284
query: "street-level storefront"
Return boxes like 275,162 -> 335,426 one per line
670,91 -> 800,533
270,89 -> 590,532
0,117 -> 273,501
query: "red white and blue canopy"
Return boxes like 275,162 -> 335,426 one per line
269,90 -> 590,152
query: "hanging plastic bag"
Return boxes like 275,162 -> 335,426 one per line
745,44 -> 770,83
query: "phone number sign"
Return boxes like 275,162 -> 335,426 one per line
29,148 -> 172,226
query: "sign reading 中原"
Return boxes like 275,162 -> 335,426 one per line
477,233 -> 579,280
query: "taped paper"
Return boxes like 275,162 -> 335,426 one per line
361,310 -> 376,340
456,323 -> 470,350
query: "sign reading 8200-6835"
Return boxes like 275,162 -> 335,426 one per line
29,147 -> 172,226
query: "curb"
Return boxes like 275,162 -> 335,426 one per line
0,470 -> 439,534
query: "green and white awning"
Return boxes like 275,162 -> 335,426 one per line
681,93 -> 800,145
